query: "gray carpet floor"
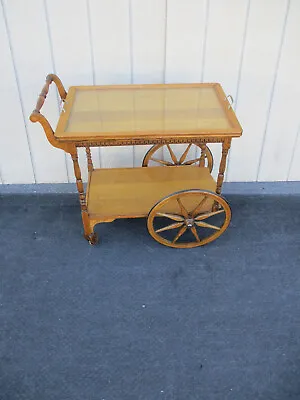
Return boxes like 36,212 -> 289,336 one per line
1,194 -> 300,400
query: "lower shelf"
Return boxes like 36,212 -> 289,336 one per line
86,166 -> 216,221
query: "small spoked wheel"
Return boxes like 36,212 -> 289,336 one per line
147,190 -> 231,248
142,143 -> 213,172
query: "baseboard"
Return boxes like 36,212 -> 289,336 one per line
1,181 -> 300,195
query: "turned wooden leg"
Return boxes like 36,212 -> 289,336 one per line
213,140 -> 231,211
71,148 -> 97,244
199,144 -> 207,167
216,139 -> 231,195
85,146 -> 94,173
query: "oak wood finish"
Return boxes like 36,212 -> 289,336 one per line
216,139 -> 231,195
70,148 -> 96,243
29,74 -> 242,246
199,144 -> 207,168
87,166 -> 216,223
29,74 -> 71,153
55,83 -> 242,144
85,146 -> 94,172
32,74 -> 67,114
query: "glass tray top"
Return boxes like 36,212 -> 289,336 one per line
55,83 -> 242,140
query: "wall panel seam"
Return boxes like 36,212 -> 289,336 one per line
226,0 -> 251,179
86,0 -> 101,167
129,0 -> 134,85
256,0 -> 291,181
200,0 -> 209,82
287,123 -> 300,180
233,0 -> 251,110
0,0 -> 37,183
43,0 -> 70,182
86,0 -> 96,86
128,0 -> 134,166
163,0 -> 168,83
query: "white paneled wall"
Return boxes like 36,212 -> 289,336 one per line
0,0 -> 299,184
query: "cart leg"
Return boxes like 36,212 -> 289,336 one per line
216,139 -> 231,195
71,148 -> 98,244
199,144 -> 207,167
213,139 -> 231,211
85,146 -> 94,173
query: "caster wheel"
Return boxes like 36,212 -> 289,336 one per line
84,232 -> 98,245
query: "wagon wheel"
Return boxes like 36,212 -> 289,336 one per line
142,143 -> 214,172
147,190 -> 231,248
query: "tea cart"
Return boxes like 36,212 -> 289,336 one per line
30,75 -> 242,248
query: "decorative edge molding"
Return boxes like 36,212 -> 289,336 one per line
72,137 -> 225,147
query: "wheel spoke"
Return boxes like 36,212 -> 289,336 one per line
166,144 -> 178,164
179,144 -> 192,164
190,226 -> 201,242
151,157 -> 174,166
195,221 -> 220,230
156,212 -> 185,222
183,157 -> 201,165
172,225 -> 187,243
192,196 -> 208,217
155,222 -> 184,233
176,198 -> 189,219
194,209 -> 225,221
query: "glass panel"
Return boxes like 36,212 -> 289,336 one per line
66,86 -> 231,133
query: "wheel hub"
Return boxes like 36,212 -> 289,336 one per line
185,218 -> 194,227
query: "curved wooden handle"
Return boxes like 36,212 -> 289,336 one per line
29,74 -> 70,153
30,73 -> 67,116
48,74 -> 67,101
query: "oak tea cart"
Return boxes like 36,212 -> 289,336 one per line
30,75 -> 242,248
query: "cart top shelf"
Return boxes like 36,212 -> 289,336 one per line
55,83 -> 242,143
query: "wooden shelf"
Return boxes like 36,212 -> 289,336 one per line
86,166 -> 216,221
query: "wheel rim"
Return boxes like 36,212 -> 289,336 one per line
142,143 -> 214,172
147,190 -> 231,248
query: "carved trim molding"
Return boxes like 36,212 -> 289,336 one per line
73,137 -> 225,147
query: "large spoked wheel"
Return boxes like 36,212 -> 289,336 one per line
142,143 -> 214,172
147,190 -> 231,248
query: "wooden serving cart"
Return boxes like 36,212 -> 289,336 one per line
30,75 -> 242,248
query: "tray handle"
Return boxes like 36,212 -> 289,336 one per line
29,74 -> 68,151
226,94 -> 234,109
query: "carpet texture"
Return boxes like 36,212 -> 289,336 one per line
1,194 -> 300,400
